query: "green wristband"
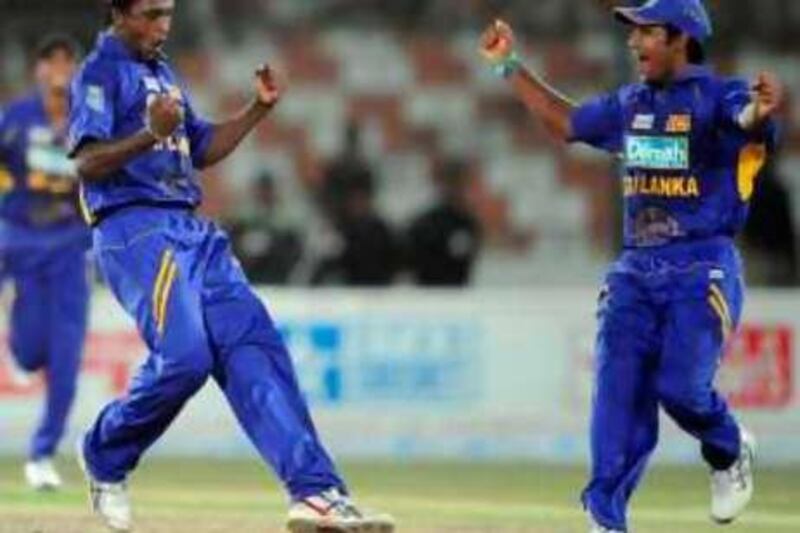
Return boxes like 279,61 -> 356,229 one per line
491,51 -> 522,79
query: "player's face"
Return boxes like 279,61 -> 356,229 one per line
627,25 -> 686,82
35,49 -> 77,95
116,0 -> 175,60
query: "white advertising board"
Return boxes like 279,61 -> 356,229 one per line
0,288 -> 797,463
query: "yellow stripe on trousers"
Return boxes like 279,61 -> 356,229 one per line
152,249 -> 175,334
157,260 -> 178,335
708,284 -> 733,339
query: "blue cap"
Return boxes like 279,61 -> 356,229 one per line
614,0 -> 713,42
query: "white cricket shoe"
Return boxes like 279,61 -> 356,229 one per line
24,458 -> 63,491
588,514 -> 625,533
76,438 -> 132,532
287,488 -> 395,532
711,429 -> 756,524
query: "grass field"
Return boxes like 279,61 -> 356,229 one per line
1,457 -> 799,532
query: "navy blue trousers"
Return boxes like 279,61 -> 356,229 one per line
583,237 -> 743,531
1,222 -> 89,460
83,206 -> 344,500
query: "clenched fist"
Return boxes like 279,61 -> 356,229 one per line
479,19 -> 515,65
750,72 -> 784,123
255,64 -> 282,108
147,94 -> 183,140
737,71 -> 784,130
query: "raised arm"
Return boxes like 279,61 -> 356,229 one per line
198,65 -> 282,168
736,71 -> 784,132
479,20 -> 577,142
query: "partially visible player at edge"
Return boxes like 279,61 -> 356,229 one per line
69,1 -> 394,532
0,35 -> 91,492
479,0 -> 783,532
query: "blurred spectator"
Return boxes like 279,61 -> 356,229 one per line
311,116 -> 399,286
212,0 -> 265,45
311,0 -> 430,29
406,158 -> 481,286
320,119 -> 375,225
312,122 -> 399,285
227,172 -> 303,285
742,159 -> 798,287
311,186 -> 400,286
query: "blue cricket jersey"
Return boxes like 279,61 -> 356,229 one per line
68,31 -> 214,224
570,65 -> 777,248
0,92 -> 82,228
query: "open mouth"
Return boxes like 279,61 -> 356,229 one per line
635,53 -> 651,72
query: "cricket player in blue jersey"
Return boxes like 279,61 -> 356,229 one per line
479,1 -> 784,531
69,1 -> 394,532
0,35 -> 90,492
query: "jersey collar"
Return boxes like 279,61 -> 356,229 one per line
672,65 -> 713,83
643,65 -> 713,91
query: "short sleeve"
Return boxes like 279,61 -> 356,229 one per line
67,63 -> 116,157
183,94 -> 214,168
719,78 -> 779,148
569,91 -> 625,153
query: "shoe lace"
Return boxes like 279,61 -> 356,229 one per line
732,456 -> 750,490
319,489 -> 363,518
712,454 -> 750,492
590,516 -> 624,532
38,460 -> 56,471
91,480 -> 128,511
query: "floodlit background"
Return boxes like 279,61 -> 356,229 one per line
0,1 -> 798,531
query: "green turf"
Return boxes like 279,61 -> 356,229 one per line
1,457 -> 799,532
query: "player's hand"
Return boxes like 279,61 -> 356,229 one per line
254,64 -> 282,109
751,72 -> 784,122
479,19 -> 515,65
147,94 -> 183,140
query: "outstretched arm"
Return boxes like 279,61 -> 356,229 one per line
479,20 -> 577,142
199,65 -> 282,168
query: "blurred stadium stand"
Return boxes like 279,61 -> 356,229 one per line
1,0 -> 797,286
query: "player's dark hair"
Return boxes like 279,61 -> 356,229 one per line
104,0 -> 139,24
35,34 -> 81,61
665,25 -> 706,65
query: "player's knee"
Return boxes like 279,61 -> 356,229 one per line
207,295 -> 277,349
657,379 -> 710,416
178,358 -> 212,391
10,346 -> 44,372
163,344 -> 213,392
166,365 -> 210,398
15,358 -> 38,373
